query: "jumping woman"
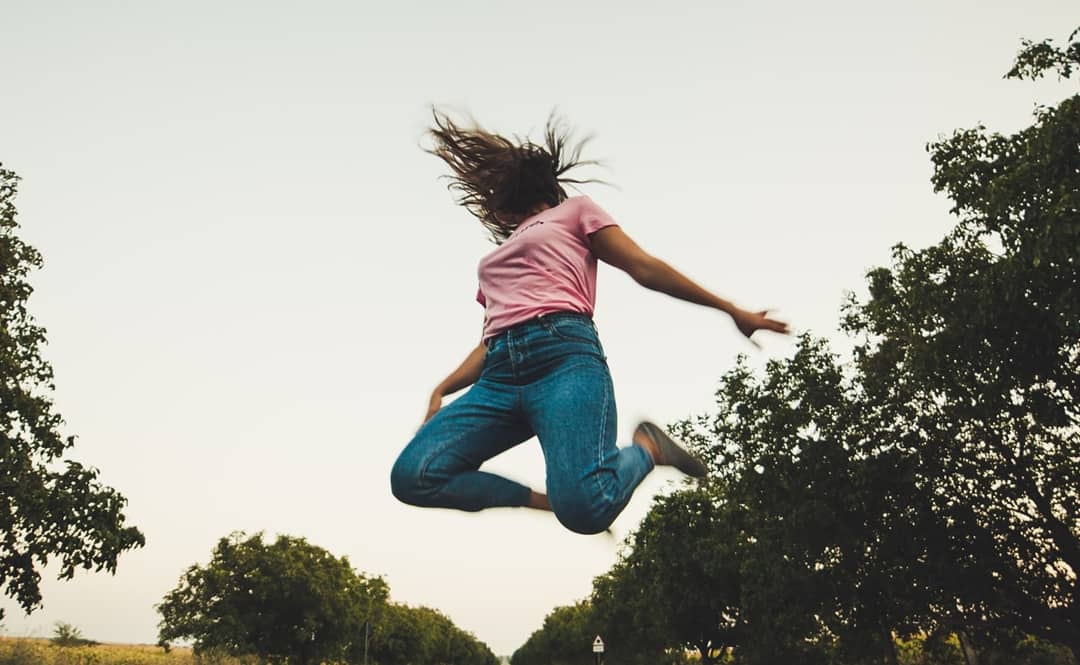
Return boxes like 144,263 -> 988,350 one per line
391,111 -> 789,535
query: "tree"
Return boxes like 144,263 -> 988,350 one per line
52,621 -> 95,647
156,531 -> 388,665
370,602 -> 499,665
369,602 -> 426,665
591,487 -> 742,665
672,339 -> 939,665
843,26 -> 1080,656
666,26 -> 1080,661
409,605 -> 499,665
511,601 -> 622,665
0,165 -> 144,620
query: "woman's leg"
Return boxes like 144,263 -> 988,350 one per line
390,378 -> 538,512
524,356 -> 654,534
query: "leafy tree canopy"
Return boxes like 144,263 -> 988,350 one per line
156,532 -> 388,665
844,25 -> 1079,654
592,487 -> 743,665
510,601 -> 604,665
369,602 -> 499,665
0,165 -> 144,620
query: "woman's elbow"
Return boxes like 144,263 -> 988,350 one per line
628,257 -> 664,289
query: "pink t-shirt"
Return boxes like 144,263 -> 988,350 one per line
476,196 -> 618,341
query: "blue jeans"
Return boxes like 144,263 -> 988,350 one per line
391,313 -> 654,534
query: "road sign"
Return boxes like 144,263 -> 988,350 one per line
592,636 -> 605,653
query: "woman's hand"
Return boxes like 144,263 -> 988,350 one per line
731,308 -> 790,347
423,391 -> 444,425
420,342 -> 488,428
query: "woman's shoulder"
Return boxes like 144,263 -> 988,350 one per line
537,196 -> 616,239
557,194 -> 606,214
563,194 -> 597,206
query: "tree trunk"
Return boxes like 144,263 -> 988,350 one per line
697,641 -> 714,665
883,627 -> 899,665
1027,480 -> 1080,578
957,631 -> 977,665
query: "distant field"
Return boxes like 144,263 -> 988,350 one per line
0,637 -> 215,665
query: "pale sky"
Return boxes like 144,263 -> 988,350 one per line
1,0 -> 1076,656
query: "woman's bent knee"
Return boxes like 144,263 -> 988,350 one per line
555,511 -> 615,535
551,497 -> 618,535
390,454 -> 429,506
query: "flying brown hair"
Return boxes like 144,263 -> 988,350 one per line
426,109 -> 603,244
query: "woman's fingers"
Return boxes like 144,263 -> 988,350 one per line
757,309 -> 790,334
421,394 -> 443,427
736,309 -> 791,346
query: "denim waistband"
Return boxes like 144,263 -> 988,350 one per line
485,312 -> 594,349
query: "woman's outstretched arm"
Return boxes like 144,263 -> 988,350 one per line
423,342 -> 487,424
589,225 -> 790,343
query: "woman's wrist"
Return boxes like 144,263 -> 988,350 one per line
710,296 -> 738,317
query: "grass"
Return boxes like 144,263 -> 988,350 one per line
0,638 -> 215,665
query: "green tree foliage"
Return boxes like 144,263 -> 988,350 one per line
369,602 -> 498,665
592,487 -> 741,665
843,26 -> 1080,656
666,339 -> 923,664
685,26 -> 1078,661
676,26 -> 1080,661
368,602 -> 425,665
0,165 -> 144,621
510,601 -> 604,665
1007,27 -> 1079,80
156,532 -> 389,665
510,598 -> 684,665
157,532 -> 496,665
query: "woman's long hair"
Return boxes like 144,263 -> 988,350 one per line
426,109 -> 603,244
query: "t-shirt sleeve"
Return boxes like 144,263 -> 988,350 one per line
578,196 -> 618,236
476,286 -> 486,307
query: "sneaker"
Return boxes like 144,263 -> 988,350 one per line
635,421 -> 708,478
